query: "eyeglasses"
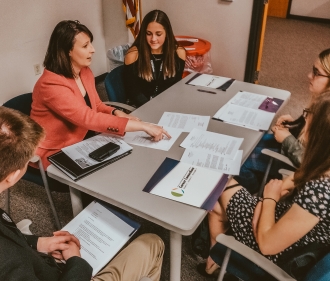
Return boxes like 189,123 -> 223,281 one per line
302,108 -> 312,118
312,66 -> 330,78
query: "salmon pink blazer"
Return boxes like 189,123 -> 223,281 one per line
31,67 -> 128,168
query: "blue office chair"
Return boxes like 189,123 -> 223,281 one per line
210,234 -> 330,281
104,65 -> 135,113
3,93 -> 62,229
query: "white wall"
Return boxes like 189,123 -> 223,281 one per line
102,0 -> 130,71
0,0 -> 107,104
132,0 -> 253,79
291,0 -> 330,19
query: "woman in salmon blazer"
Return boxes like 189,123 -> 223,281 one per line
31,20 -> 170,169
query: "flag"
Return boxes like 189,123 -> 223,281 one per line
122,0 -> 140,38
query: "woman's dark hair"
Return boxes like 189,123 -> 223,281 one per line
130,10 -> 179,81
294,90 -> 330,187
43,20 -> 93,78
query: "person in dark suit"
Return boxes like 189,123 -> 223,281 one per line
0,106 -> 164,281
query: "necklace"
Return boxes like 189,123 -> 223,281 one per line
151,53 -> 162,61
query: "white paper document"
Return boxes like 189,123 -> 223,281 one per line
149,161 -> 224,207
213,91 -> 280,131
180,128 -> 243,159
62,134 -> 133,169
62,201 -> 136,276
158,112 -> 210,132
214,103 -> 275,131
181,149 -> 243,175
188,74 -> 231,88
123,127 -> 182,151
229,91 -> 267,109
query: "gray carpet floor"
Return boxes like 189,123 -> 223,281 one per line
1,16 -> 329,281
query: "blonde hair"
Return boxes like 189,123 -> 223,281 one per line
319,48 -> 330,88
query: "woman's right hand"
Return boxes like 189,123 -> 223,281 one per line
276,114 -> 294,126
143,122 -> 171,142
263,179 -> 283,203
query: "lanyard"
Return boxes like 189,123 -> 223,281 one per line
150,59 -> 163,97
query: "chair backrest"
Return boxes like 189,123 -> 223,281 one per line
104,65 -> 126,103
2,93 -> 33,116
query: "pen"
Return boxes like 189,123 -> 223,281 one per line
197,89 -> 217,94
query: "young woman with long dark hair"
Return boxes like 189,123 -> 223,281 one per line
124,10 -> 186,107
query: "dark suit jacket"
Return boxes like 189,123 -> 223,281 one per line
0,208 -> 92,281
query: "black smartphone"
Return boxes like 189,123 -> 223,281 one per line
89,142 -> 120,162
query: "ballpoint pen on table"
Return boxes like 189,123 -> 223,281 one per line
197,89 -> 217,94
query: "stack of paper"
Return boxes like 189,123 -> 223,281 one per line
48,134 -> 132,181
123,112 -> 210,151
179,128 -> 243,175
62,201 -> 140,276
186,73 -> 234,90
143,158 -> 228,210
213,91 -> 283,131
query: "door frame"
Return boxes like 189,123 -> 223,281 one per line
244,0 -> 268,83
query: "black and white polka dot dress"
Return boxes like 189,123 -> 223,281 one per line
226,177 -> 330,264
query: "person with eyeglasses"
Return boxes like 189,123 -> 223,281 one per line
234,48 -> 330,194
272,48 -> 330,160
30,20 -> 171,171
199,91 -> 330,279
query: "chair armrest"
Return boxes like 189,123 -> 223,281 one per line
103,101 -> 136,113
216,234 -> 296,281
16,219 -> 33,235
279,169 -> 294,179
30,155 -> 40,163
261,149 -> 296,169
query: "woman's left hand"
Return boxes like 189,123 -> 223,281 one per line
263,179 -> 282,202
271,125 -> 291,143
114,110 -> 140,121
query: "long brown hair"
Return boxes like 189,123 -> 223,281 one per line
294,91 -> 330,187
44,20 -> 93,78
130,10 -> 179,81
319,48 -> 330,88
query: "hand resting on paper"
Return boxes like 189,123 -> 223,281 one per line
61,241 -> 81,260
37,230 -> 81,260
142,123 -> 172,142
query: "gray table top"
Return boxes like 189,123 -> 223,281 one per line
47,73 -> 291,235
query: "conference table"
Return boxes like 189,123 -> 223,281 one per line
47,73 -> 291,281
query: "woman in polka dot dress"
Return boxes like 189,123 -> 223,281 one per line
200,90 -> 330,276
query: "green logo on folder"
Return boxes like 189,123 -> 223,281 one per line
171,188 -> 184,197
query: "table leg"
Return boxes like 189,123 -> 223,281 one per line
69,186 -> 83,217
170,231 -> 182,281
